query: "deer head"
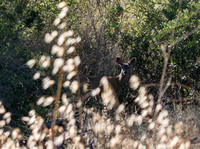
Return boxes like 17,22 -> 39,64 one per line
116,57 -> 137,84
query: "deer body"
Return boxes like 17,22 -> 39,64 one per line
105,70 -> 126,94
80,57 -> 136,107
79,75 -> 101,91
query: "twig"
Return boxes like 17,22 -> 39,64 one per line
157,25 -> 200,104
51,63 -> 64,139
168,25 -> 200,49
76,69 -> 86,147
76,71 -> 83,131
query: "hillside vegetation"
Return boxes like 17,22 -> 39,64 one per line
0,0 -> 199,148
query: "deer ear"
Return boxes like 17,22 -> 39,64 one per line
116,57 -> 123,65
129,57 -> 136,65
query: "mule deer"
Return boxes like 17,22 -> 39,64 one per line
80,57 -> 136,108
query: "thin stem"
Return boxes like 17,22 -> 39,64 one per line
157,48 -> 170,104
51,63 -> 64,138
76,69 -> 83,130
76,64 -> 86,147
